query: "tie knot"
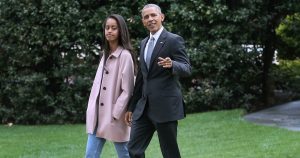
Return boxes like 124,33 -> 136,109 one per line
150,37 -> 155,41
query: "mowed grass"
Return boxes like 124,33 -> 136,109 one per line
1,109 -> 300,158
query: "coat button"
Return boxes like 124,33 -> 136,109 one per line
100,103 -> 104,106
105,71 -> 109,74
103,87 -> 106,90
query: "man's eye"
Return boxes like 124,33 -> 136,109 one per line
151,14 -> 157,17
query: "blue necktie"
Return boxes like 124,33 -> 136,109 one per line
146,37 -> 155,68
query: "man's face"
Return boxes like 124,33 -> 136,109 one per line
142,7 -> 164,34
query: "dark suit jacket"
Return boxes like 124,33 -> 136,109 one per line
128,29 -> 191,123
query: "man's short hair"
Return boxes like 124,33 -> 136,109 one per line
141,4 -> 162,15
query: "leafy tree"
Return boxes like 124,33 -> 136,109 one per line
167,0 -> 300,110
276,13 -> 300,60
256,0 -> 299,107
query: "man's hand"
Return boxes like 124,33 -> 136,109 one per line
158,57 -> 173,68
125,111 -> 133,126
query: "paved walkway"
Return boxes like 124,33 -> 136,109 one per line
244,100 -> 300,131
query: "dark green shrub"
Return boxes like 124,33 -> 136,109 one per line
272,60 -> 300,102
184,39 -> 262,112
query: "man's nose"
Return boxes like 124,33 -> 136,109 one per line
148,16 -> 153,21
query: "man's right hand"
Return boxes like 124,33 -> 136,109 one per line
125,111 -> 133,126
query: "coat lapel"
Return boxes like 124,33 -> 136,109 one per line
140,38 -> 148,72
149,29 -> 167,69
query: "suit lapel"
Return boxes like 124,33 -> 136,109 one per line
140,38 -> 148,72
149,29 -> 167,69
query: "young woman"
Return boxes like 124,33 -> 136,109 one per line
85,14 -> 135,158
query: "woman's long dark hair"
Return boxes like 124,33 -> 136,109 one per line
102,14 -> 137,74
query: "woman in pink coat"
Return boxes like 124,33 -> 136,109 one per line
85,14 -> 136,158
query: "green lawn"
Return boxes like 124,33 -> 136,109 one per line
1,109 -> 299,158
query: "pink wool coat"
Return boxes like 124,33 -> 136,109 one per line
86,46 -> 134,142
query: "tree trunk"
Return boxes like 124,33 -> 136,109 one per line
262,0 -> 282,107
262,41 -> 275,107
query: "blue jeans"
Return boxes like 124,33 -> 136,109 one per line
85,132 -> 130,158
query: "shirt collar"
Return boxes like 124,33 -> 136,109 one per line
150,26 -> 164,40
109,46 -> 123,58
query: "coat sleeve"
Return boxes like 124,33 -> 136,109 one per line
112,52 -> 135,119
170,35 -> 192,77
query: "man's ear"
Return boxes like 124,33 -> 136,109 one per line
161,13 -> 165,22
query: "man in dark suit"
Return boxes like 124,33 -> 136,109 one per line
125,3 -> 191,158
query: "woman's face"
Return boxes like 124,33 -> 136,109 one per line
105,18 -> 119,43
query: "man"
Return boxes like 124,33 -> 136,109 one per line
125,4 -> 191,158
